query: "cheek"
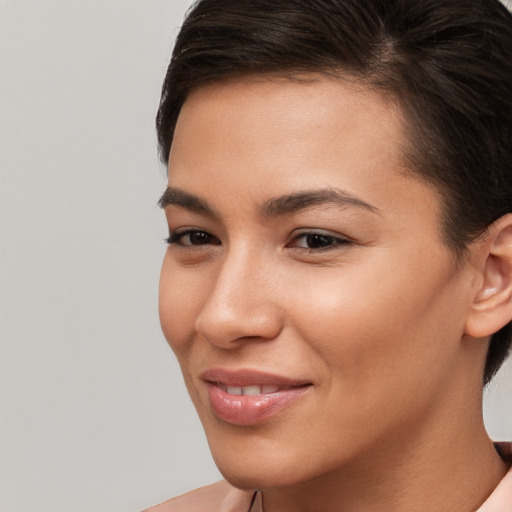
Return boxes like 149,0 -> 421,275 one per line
273,260 -> 465,457
158,255 -> 207,351
282,255 -> 462,389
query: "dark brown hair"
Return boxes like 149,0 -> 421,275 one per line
156,0 -> 512,384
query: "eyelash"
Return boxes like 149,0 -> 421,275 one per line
165,229 -> 352,252
165,229 -> 220,247
288,231 -> 352,252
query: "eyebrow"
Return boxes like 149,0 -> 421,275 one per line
158,187 -> 217,217
158,186 -> 378,218
261,188 -> 378,216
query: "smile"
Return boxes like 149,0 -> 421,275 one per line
201,369 -> 312,426
218,384 -> 289,395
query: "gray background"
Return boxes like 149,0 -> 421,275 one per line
0,1 -> 510,511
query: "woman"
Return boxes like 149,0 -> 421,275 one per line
148,0 -> 512,510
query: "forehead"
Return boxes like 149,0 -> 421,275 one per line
175,74 -> 404,148
170,76 -> 408,188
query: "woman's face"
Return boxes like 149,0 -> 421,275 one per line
159,77 -> 477,488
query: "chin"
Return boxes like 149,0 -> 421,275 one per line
216,461 -> 303,491
209,438 -> 323,491
219,471 -> 272,491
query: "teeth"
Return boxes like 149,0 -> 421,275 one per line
226,386 -> 243,395
242,385 -> 261,396
262,385 -> 279,394
222,384 -> 281,396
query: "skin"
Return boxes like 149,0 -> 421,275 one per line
159,77 -> 509,512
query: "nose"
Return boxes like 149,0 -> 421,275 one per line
194,249 -> 283,348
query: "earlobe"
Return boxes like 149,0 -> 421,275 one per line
465,214 -> 512,338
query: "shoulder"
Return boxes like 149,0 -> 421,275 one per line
143,480 -> 256,512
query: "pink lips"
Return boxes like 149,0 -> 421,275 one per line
201,369 -> 312,426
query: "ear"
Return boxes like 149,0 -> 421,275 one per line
465,214 -> 512,338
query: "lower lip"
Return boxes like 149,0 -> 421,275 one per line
206,383 -> 311,426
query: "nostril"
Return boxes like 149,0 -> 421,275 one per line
195,310 -> 283,348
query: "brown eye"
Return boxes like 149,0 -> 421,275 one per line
303,234 -> 336,249
166,230 -> 220,246
290,231 -> 352,251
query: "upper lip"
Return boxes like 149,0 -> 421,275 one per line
200,368 -> 312,387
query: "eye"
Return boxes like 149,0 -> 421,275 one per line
288,231 -> 351,251
166,229 -> 220,247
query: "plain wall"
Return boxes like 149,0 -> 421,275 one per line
0,1 -> 510,511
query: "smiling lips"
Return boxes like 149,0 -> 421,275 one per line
201,369 -> 312,426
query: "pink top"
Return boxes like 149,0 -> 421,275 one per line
145,443 -> 512,512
